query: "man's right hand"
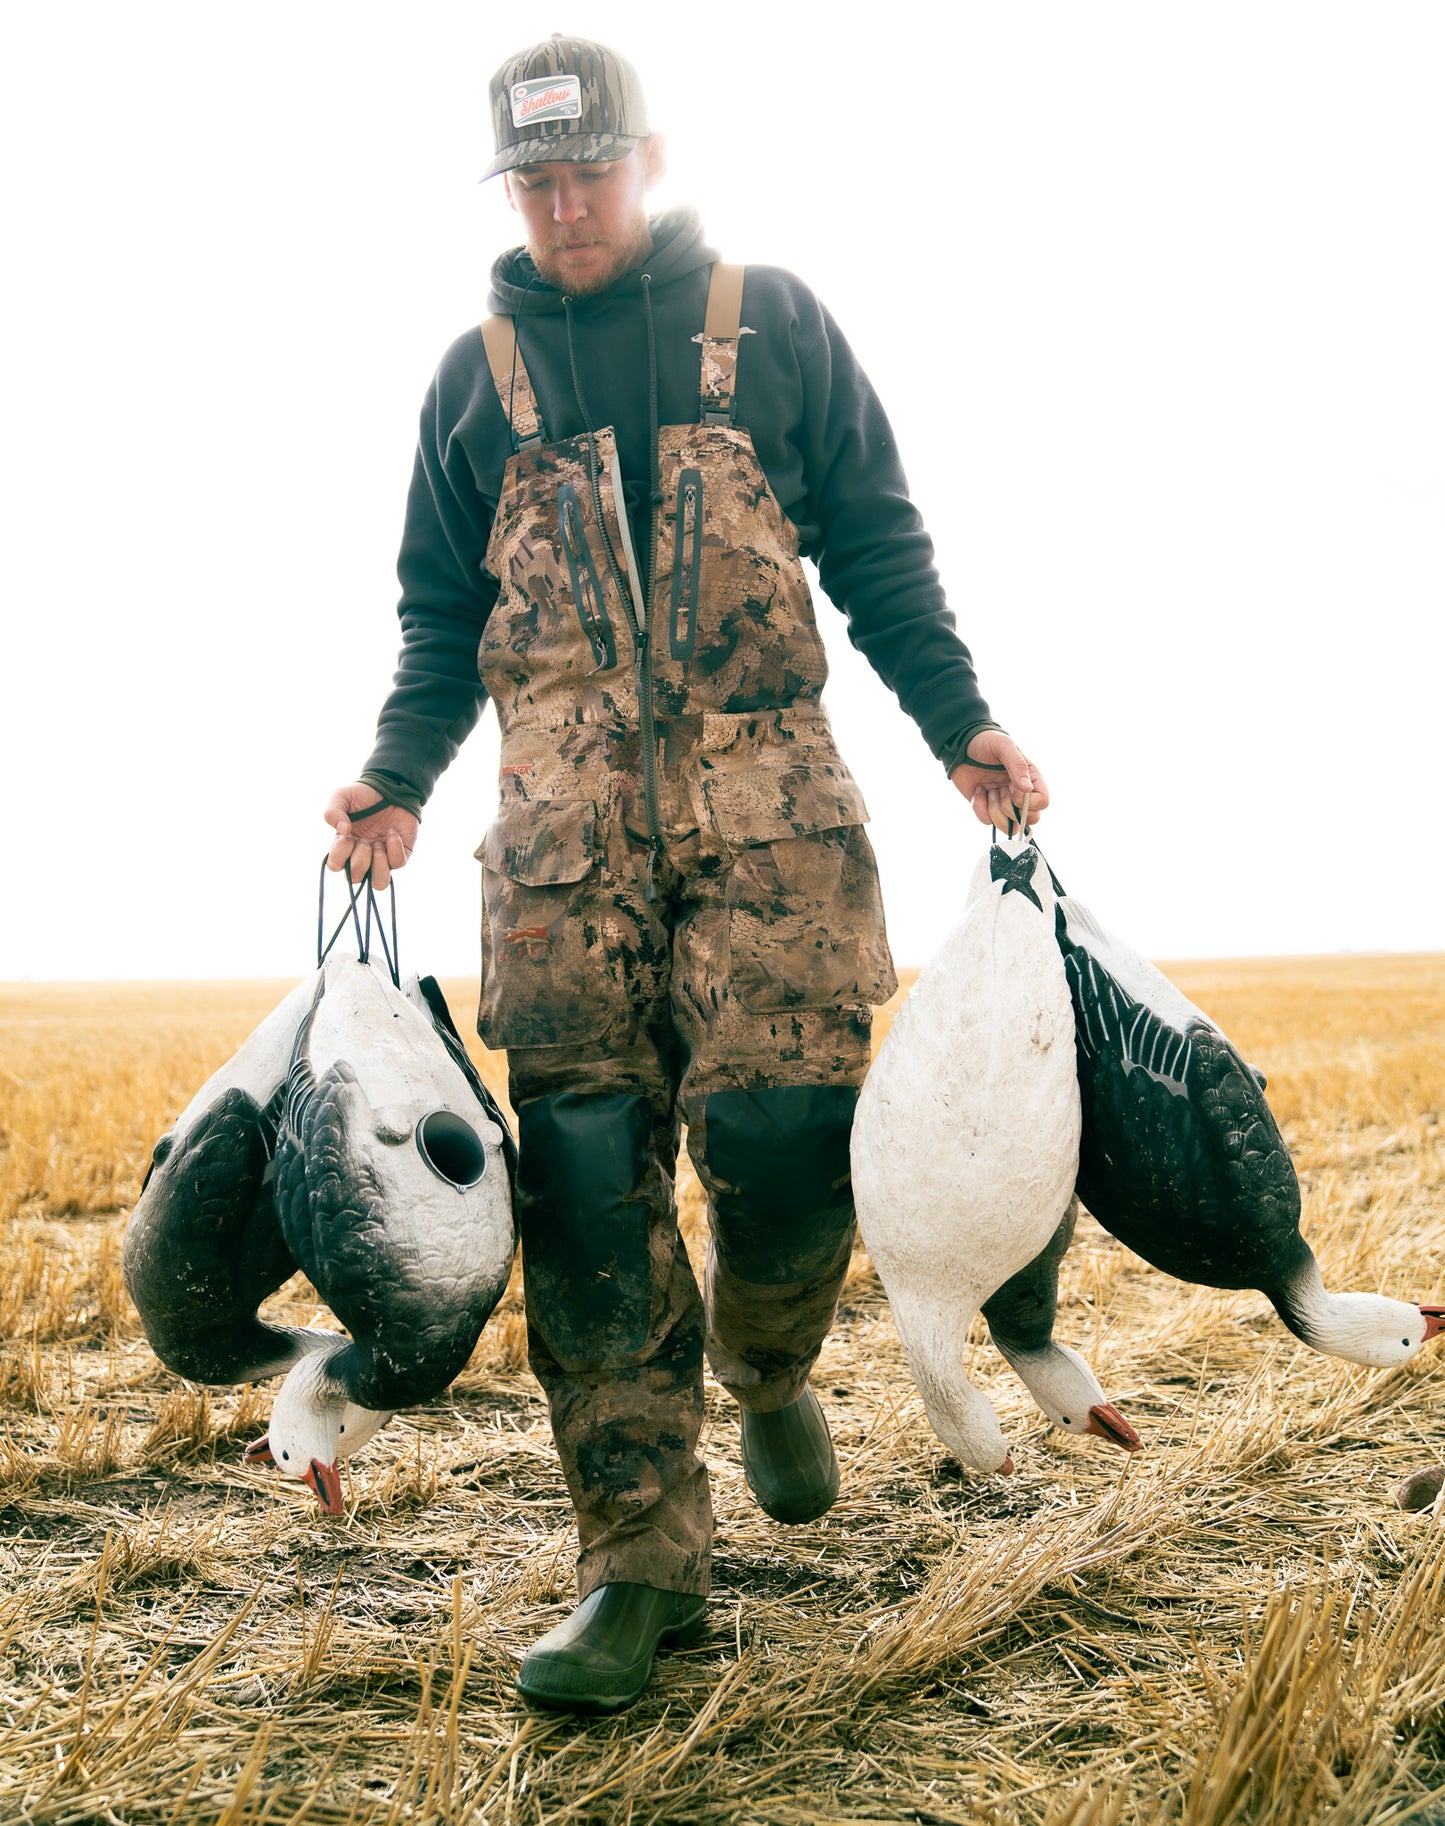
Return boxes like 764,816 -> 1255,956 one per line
324,784 -> 420,892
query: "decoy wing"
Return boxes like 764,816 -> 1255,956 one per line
125,1088 -> 301,1383
1056,890 -> 1445,1370
123,973 -> 324,1386
1062,919 -> 1302,1290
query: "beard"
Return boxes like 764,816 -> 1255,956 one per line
530,216 -> 655,297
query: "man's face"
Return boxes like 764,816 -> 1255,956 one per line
504,138 -> 665,296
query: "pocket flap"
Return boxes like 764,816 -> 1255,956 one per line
478,800 -> 599,885
704,765 -> 869,845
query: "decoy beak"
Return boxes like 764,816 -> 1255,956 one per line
303,1458 -> 345,1516
1086,1404 -> 1144,1453
1420,1307 -> 1445,1342
242,1435 -> 275,1465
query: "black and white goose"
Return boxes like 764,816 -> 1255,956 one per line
124,972 -> 329,1387
1057,891 -> 1445,1367
854,838 -> 1136,1472
250,958 -> 517,1513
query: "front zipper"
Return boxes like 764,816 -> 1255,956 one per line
557,483 -> 616,672
669,470 -> 702,662
580,438 -> 665,898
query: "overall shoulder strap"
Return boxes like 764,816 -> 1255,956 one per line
696,262 -> 746,426
480,315 -> 546,449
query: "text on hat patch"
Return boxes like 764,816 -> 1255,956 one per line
512,75 -> 582,127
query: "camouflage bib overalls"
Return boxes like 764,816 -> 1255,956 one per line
476,263 -> 898,1598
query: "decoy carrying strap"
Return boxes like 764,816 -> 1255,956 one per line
317,855 -> 399,986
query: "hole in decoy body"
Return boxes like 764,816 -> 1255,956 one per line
417,1111 -> 487,1188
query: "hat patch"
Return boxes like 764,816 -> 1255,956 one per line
512,74 -> 582,127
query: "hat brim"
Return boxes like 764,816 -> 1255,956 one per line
483,131 -> 643,181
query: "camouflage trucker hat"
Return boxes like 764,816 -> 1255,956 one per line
485,34 -> 649,179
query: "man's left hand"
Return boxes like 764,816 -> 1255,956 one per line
949,729 -> 1050,833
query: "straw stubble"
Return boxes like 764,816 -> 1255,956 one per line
0,954 -> 1442,1822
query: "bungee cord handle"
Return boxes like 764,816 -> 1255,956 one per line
316,853 -> 400,987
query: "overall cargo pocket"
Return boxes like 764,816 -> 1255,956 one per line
476,799 -> 619,1048
703,764 -> 899,1013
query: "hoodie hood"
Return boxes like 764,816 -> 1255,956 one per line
488,205 -> 718,316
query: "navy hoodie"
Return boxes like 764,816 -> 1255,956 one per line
361,206 -> 993,810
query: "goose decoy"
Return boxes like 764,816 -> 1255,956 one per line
1057,891 -> 1445,1368
256,959 -> 516,1512
123,971 -> 333,1387
981,1198 -> 1142,1452
853,836 -> 1100,1473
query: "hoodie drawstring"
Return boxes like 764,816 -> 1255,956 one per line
639,272 -> 663,605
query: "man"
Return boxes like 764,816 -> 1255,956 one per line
325,34 -> 1047,1713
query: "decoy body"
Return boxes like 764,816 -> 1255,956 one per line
124,972 -> 328,1387
853,838 -> 1132,1471
1058,892 -> 1445,1368
254,959 -> 517,1511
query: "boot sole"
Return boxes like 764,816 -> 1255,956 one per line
516,1602 -> 708,1715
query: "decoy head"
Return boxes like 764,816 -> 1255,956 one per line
244,1344 -> 393,1515
1002,1341 -> 1145,1454
1301,1294 -> 1445,1370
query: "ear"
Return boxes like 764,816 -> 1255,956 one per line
642,134 -> 667,190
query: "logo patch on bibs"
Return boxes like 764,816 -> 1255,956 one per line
512,75 -> 582,127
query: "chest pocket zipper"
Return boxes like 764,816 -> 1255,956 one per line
557,483 -> 617,672
669,470 -> 702,663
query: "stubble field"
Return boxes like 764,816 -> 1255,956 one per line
1,955 -> 1444,1825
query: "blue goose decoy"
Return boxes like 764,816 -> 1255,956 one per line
1056,889 -> 1445,1368
250,959 -> 517,1512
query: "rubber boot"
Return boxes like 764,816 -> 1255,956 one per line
739,1386 -> 839,1524
516,1583 -> 708,1714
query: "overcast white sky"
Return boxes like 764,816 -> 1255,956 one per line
3,2 -> 1441,982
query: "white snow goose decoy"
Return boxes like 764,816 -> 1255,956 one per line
853,835 -> 1139,1472
250,959 -> 517,1512
1056,887 -> 1445,1368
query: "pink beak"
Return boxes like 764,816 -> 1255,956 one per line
1419,1307 -> 1445,1342
242,1434 -> 274,1465
1086,1404 -> 1144,1453
303,1458 -> 345,1516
